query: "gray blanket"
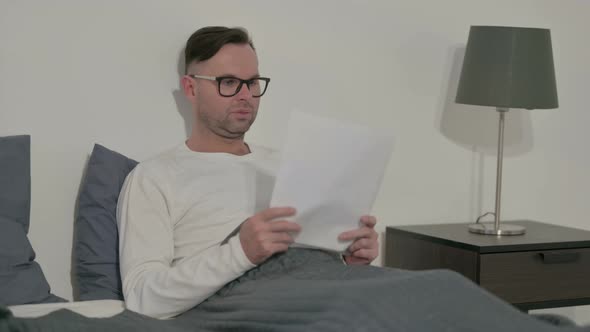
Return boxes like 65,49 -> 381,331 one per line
1,248 -> 587,332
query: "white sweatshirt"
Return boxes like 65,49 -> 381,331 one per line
116,143 -> 280,319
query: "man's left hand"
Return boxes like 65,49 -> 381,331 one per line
338,215 -> 379,265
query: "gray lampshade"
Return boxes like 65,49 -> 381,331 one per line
455,26 -> 558,110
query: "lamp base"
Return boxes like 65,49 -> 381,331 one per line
468,223 -> 526,236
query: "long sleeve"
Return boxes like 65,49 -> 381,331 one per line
116,165 -> 255,319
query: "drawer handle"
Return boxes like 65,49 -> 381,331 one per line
539,252 -> 580,264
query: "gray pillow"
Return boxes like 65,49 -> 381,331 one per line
0,217 -> 65,305
0,135 -> 65,305
74,144 -> 138,301
0,135 -> 31,232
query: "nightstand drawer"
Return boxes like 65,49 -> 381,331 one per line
479,248 -> 590,304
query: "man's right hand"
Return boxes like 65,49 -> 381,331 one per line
239,207 -> 300,265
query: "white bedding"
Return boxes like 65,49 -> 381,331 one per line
8,300 -> 125,318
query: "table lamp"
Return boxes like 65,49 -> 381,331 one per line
455,26 -> 558,235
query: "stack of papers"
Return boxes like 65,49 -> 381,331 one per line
270,111 -> 394,253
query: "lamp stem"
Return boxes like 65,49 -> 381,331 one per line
494,108 -> 508,232
468,107 -> 524,235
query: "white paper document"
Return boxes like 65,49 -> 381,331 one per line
270,111 -> 394,253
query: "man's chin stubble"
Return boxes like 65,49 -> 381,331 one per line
217,126 -> 249,139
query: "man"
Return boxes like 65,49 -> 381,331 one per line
116,26 -> 581,331
117,26 -> 378,319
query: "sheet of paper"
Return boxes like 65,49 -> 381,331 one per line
270,111 -> 394,253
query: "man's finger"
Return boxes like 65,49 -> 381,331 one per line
269,232 -> 295,244
350,248 -> 374,260
360,215 -> 377,228
269,220 -> 301,233
339,227 -> 373,241
269,243 -> 290,254
348,238 -> 372,253
259,207 -> 297,221
344,255 -> 370,265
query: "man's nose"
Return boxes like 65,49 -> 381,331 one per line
236,82 -> 254,99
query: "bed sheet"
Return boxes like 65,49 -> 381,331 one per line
8,300 -> 125,318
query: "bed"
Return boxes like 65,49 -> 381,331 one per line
0,135 -> 585,331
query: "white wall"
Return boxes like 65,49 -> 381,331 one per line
1,0 -> 589,324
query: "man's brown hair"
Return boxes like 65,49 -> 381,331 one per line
184,26 -> 255,74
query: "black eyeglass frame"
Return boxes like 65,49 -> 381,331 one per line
188,74 -> 271,97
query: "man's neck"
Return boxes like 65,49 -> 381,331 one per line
186,133 -> 250,156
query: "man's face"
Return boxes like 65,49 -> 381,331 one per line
185,43 -> 261,139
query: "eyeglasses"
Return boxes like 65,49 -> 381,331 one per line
188,75 -> 270,98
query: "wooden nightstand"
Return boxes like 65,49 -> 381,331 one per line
385,220 -> 590,311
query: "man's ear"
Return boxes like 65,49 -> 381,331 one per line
181,75 -> 196,99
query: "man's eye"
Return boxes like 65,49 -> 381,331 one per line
222,79 -> 239,86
